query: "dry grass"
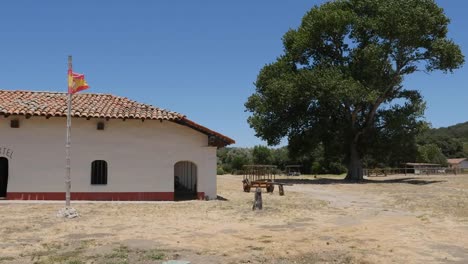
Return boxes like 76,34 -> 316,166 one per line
0,174 -> 468,263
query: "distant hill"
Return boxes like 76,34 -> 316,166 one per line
431,121 -> 468,141
428,121 -> 468,155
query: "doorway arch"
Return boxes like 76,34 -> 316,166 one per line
174,161 -> 197,201
0,157 -> 9,198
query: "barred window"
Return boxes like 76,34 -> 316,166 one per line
91,160 -> 108,185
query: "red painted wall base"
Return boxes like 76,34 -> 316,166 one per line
6,192 -> 174,201
6,192 -> 206,201
197,192 -> 205,200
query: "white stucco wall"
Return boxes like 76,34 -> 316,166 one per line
460,160 -> 468,169
0,115 -> 217,199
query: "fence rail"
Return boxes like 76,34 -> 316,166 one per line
364,167 -> 468,177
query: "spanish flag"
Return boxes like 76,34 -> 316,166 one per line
68,69 -> 89,94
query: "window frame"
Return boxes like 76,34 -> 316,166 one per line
91,160 -> 108,185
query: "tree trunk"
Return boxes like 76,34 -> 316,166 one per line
345,143 -> 364,181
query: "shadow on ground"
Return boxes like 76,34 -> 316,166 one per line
277,177 -> 446,186
217,195 -> 229,201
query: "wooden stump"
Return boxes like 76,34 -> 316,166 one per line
252,188 -> 262,210
242,179 -> 251,192
279,184 -> 284,196
266,184 -> 274,193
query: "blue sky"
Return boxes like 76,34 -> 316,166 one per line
0,1 -> 466,147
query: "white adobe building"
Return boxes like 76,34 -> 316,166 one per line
447,158 -> 468,173
0,90 -> 234,201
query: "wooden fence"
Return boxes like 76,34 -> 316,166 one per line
364,167 -> 467,177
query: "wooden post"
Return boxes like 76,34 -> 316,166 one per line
279,184 -> 284,196
252,188 -> 262,210
65,55 -> 72,207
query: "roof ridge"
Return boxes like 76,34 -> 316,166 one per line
0,89 -> 174,112
0,89 -> 177,114
0,89 -> 114,96
447,158 -> 467,161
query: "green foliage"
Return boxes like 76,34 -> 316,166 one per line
271,147 -> 290,169
417,144 -> 447,165
217,166 -> 225,175
144,249 -> 165,260
101,245 -> 130,264
217,145 -> 346,175
217,119 -> 466,171
252,145 -> 273,164
433,121 -> 468,140
311,161 -> 321,174
245,0 -> 464,179
217,147 -> 229,166
363,118 -> 427,167
230,155 -> 250,172
418,121 -> 468,158
0,256 -> 15,262
67,261 -> 84,264
326,162 -> 348,175
217,147 -> 253,173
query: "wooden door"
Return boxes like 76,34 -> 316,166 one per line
0,157 -> 8,198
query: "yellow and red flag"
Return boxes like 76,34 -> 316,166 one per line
68,69 -> 89,94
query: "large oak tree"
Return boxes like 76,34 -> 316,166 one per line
245,0 -> 464,180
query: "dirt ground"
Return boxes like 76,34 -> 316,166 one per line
1,174 -> 468,264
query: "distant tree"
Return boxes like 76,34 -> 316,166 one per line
230,156 -> 250,172
417,144 -> 447,166
311,161 -> 321,174
217,148 -> 229,166
420,122 -> 468,158
271,147 -> 290,170
252,145 -> 273,165
430,121 -> 468,143
440,138 -> 466,158
363,119 -> 426,167
245,0 -> 464,181
224,148 -> 253,172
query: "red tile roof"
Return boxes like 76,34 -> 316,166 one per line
447,158 -> 467,165
405,162 -> 442,166
0,90 -> 234,146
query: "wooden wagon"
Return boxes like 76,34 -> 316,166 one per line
242,165 -> 277,193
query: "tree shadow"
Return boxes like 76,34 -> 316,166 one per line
276,177 -> 446,186
216,195 -> 229,201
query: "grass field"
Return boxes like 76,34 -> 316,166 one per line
1,174 -> 468,263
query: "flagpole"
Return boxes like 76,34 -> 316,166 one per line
65,55 -> 72,207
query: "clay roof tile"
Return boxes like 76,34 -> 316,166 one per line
0,90 -> 234,146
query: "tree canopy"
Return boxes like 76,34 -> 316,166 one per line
245,0 -> 464,180
418,121 -> 468,158
216,146 -> 347,175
